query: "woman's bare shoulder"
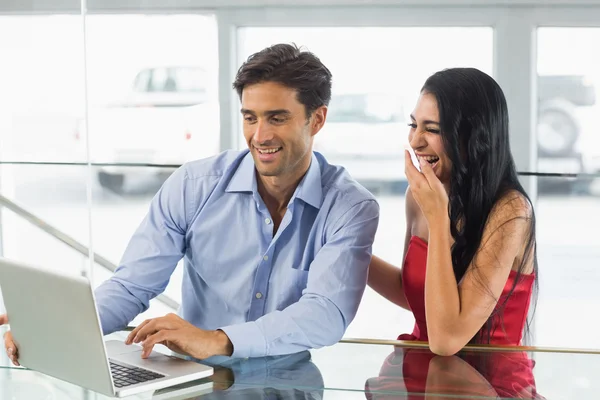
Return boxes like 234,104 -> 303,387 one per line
491,190 -> 533,222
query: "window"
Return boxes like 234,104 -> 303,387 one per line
0,15 -> 89,294
535,28 -> 600,348
0,16 -> 86,163
0,13 -> 219,324
537,28 -> 600,196
84,14 -> 219,322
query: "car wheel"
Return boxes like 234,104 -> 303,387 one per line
537,100 -> 579,157
97,171 -> 125,194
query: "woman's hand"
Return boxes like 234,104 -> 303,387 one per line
404,149 -> 449,226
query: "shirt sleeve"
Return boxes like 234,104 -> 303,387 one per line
95,166 -> 191,335
220,199 -> 380,357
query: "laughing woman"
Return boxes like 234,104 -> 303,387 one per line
368,68 -> 538,356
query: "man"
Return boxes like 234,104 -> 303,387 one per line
2,43 -> 379,364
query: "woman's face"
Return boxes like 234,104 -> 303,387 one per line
408,92 -> 452,186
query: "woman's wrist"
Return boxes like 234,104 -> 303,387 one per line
428,217 -> 451,241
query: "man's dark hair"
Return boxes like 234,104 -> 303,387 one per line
233,43 -> 332,118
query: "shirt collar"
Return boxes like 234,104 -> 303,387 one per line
225,150 -> 256,194
225,151 -> 323,210
292,152 -> 322,209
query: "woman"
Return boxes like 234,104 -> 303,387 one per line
368,68 -> 538,356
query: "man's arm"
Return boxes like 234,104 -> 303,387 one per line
220,199 -> 380,358
95,166 -> 190,335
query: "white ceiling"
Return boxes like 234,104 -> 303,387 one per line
3,0 -> 600,14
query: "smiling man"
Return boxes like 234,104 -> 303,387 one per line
3,43 -> 379,363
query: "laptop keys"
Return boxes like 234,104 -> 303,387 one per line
109,361 -> 165,388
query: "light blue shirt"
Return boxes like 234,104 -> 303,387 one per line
95,150 -> 379,358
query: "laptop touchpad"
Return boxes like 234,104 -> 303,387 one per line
105,340 -> 144,356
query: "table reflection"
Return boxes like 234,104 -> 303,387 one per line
365,347 -> 545,399
196,350 -> 323,399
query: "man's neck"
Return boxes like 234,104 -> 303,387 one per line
256,153 -> 312,232
257,170 -> 305,214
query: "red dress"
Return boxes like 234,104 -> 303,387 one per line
400,235 -> 534,345
364,236 -> 541,399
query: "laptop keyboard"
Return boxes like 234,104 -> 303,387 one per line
109,361 -> 165,388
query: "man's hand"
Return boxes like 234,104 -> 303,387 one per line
1,314 -> 19,367
125,313 -> 233,360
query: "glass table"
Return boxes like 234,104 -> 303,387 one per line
2,328 -> 599,399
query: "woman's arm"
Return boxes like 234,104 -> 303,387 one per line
367,187 -> 417,310
425,193 -> 533,355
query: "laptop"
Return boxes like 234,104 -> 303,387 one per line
0,257 -> 214,398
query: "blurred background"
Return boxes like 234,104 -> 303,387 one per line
0,1 -> 599,357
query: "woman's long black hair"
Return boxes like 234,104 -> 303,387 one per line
421,68 -> 538,344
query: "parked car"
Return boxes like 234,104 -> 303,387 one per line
537,75 -> 597,193
75,66 -> 219,193
122,65 -> 210,108
537,75 -> 595,157
83,103 -> 219,193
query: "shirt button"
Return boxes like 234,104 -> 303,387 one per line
255,292 -> 263,299
263,255 -> 269,261
265,218 -> 271,224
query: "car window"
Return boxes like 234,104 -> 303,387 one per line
148,67 -> 170,92
133,69 -> 152,92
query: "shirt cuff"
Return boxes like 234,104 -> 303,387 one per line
219,321 -> 267,358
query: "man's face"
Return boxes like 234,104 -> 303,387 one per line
241,81 -> 326,178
